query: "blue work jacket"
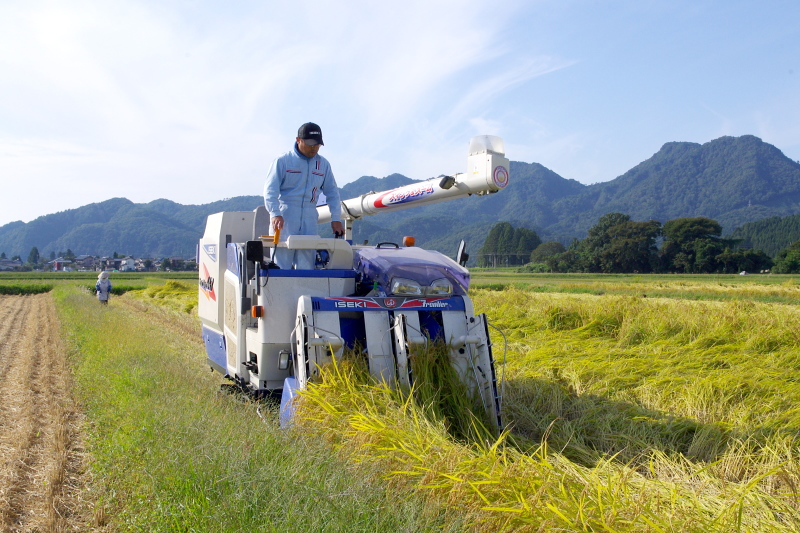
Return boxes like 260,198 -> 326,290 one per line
263,144 -> 342,235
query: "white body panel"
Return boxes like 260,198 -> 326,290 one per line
249,274 -> 355,390
223,270 -> 249,377
198,211 -> 256,333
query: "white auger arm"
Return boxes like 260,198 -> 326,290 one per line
317,135 -> 510,239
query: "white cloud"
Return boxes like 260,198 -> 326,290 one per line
3,0 -> 797,228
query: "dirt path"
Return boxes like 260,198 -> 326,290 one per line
0,294 -> 90,532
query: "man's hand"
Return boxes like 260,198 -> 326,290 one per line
271,216 -> 285,231
331,221 -> 345,238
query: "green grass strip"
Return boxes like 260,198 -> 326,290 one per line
53,285 -> 458,532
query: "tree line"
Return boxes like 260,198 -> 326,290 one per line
477,214 -> 800,274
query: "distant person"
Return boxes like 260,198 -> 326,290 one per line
96,271 -> 112,305
263,122 -> 344,269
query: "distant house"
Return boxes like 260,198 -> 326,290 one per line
105,257 -> 124,270
136,258 -> 157,272
0,259 -> 22,271
74,255 -> 96,270
119,256 -> 136,272
102,256 -> 136,272
103,257 -> 121,271
50,257 -> 73,272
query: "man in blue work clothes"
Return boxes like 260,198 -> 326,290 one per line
264,122 -> 345,269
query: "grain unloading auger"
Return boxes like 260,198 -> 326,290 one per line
198,136 -> 510,430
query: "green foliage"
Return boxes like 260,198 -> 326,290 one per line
27,246 -> 39,265
661,217 -> 725,273
478,222 -> 541,267
544,247 -> 580,273
772,239 -> 800,273
659,217 -> 772,273
603,219 -> 662,272
663,216 -> 722,242
529,240 -> 565,263
516,262 -> 550,273
0,283 -> 53,295
0,197 -> 219,258
573,213 -> 662,273
544,214 -> 773,274
729,213 -> 800,257
716,248 -> 773,273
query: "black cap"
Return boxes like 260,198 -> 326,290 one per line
297,122 -> 324,146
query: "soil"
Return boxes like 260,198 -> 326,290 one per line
0,294 -> 92,532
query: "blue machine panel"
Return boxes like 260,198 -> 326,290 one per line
310,296 -> 466,312
203,325 -> 227,374
227,243 -> 240,278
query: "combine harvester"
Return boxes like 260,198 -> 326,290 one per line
198,136 -> 510,430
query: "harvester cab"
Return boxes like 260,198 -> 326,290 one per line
198,135 -> 509,430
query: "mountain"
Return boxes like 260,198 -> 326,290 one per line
0,197 -> 263,259
344,136 -> 800,252
546,135 -> 800,237
2,135 -> 799,259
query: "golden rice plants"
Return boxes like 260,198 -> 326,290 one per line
293,349 -> 799,531
471,287 -> 800,509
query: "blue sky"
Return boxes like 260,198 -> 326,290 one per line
1,0 -> 798,227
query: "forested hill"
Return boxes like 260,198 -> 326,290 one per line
0,196 -> 264,259
728,214 -> 800,257
1,135 -> 799,259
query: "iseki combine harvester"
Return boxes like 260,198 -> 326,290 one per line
198,136 -> 510,430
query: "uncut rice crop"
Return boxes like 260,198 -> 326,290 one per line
129,280 -> 198,313
291,286 -> 800,531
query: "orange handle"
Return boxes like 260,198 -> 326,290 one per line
273,228 -> 281,245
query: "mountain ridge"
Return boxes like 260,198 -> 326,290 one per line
2,135 -> 799,259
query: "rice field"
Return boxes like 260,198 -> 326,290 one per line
293,277 -> 800,531
24,272 -> 800,531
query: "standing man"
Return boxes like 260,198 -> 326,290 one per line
264,122 -> 345,269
